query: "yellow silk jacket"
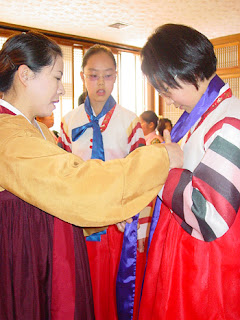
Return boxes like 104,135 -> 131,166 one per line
0,114 -> 170,227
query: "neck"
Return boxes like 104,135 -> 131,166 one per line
3,92 -> 35,124
90,100 -> 106,116
198,73 -> 216,95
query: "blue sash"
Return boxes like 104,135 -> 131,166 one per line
116,75 -> 225,320
72,95 -> 116,160
72,95 -> 116,241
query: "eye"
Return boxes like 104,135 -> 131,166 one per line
104,74 -> 113,79
89,74 -> 98,80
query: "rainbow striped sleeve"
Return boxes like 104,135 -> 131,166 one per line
126,117 -> 146,153
58,117 -> 72,153
162,117 -> 240,242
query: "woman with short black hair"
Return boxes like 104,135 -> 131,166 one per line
139,23 -> 240,320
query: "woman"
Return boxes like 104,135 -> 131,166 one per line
139,23 -> 240,320
0,31 -> 182,319
139,110 -> 163,145
59,44 -> 148,320
157,117 -> 172,141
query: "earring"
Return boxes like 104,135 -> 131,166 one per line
23,70 -> 28,80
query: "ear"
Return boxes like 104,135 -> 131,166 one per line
17,65 -> 35,86
114,71 -> 117,83
80,71 -> 85,83
149,122 -> 155,129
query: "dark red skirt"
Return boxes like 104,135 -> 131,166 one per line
0,190 -> 94,320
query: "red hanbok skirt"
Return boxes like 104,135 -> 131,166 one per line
86,224 -> 147,320
138,204 -> 240,320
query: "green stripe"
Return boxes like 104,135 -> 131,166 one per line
209,136 -> 240,169
192,189 -> 207,220
192,189 -> 217,241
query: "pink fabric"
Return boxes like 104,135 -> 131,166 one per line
145,131 -> 163,145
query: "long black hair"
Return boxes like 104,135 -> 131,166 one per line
0,31 -> 62,93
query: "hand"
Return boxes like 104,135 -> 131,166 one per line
163,129 -> 183,168
116,218 -> 133,232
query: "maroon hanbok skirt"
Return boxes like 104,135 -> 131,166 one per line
0,190 -> 94,320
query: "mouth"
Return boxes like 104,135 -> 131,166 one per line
97,89 -> 105,96
51,100 -> 59,108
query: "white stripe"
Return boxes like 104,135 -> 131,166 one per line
205,201 -> 229,238
201,148 -> 240,192
137,223 -> 150,240
218,123 -> 240,149
183,182 -> 202,234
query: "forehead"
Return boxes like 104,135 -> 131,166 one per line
85,52 -> 115,70
139,117 -> 147,124
51,55 -> 64,72
42,54 -> 63,75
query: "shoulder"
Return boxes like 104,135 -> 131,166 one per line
0,115 -> 41,148
37,122 -> 56,143
61,104 -> 86,134
63,104 -> 85,122
115,104 -> 138,120
114,104 -> 141,130
203,96 -> 240,146
150,137 -> 162,144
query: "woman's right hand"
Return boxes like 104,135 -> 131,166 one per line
163,129 -> 183,168
116,218 -> 133,232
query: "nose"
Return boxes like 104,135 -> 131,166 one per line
97,75 -> 104,85
58,80 -> 65,96
164,97 -> 174,106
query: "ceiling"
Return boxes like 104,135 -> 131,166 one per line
0,0 -> 240,48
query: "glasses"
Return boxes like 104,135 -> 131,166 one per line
156,75 -> 177,98
84,73 -> 116,82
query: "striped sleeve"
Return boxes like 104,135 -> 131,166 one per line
127,117 -> 146,153
58,117 -> 72,152
162,117 -> 240,242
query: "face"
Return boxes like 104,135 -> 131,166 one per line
139,116 -> 154,136
81,52 -> 116,112
27,55 -> 65,119
157,79 -> 207,113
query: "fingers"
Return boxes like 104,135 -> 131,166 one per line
125,218 -> 133,224
163,129 -> 171,143
116,217 -> 134,232
116,221 -> 126,232
164,143 -> 183,168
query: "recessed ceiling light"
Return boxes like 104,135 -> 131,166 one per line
108,22 -> 130,29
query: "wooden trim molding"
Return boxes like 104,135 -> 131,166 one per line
0,21 -> 141,53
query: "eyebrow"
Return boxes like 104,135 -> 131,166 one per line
87,68 -> 115,72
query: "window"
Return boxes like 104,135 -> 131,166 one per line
118,52 -> 145,116
0,28 -> 147,133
